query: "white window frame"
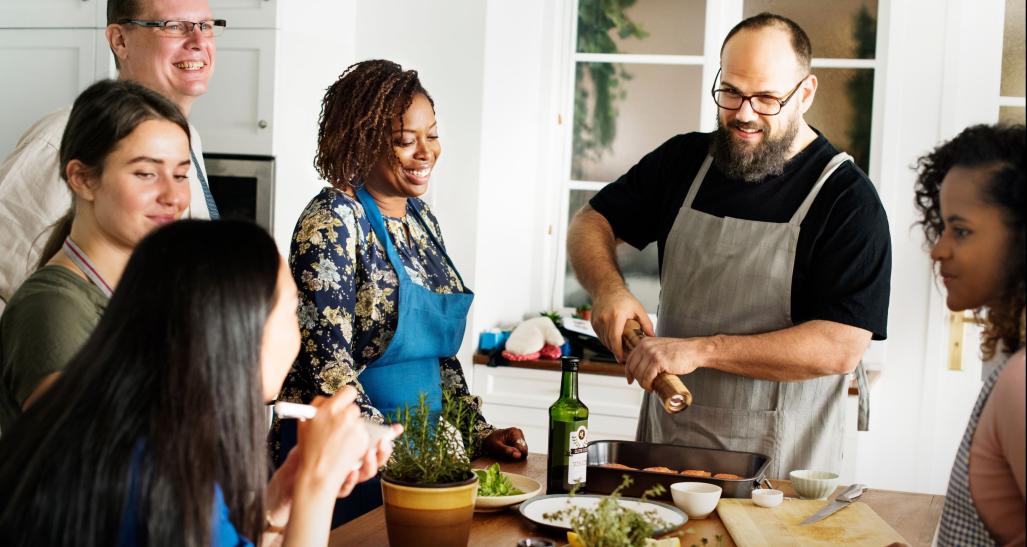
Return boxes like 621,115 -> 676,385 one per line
546,0 -> 890,315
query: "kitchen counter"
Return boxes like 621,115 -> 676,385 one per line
328,453 -> 943,546
472,353 -> 881,396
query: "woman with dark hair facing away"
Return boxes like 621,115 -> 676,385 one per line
914,124 -> 1025,546
0,79 -> 192,432
0,220 -> 377,546
273,59 -> 527,523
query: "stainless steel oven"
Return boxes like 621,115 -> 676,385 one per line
202,154 -> 275,232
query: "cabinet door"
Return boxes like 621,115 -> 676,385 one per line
209,0 -> 277,29
0,29 -> 96,157
0,0 -> 105,28
190,29 -> 275,155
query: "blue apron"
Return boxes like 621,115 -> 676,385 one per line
275,188 -> 473,527
354,186 -> 474,418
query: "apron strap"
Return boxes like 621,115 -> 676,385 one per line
404,199 -> 471,290
855,361 -> 870,431
62,238 -> 114,298
789,152 -> 852,225
682,156 -> 714,209
355,186 -> 411,283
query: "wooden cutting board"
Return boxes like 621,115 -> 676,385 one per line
717,498 -> 908,546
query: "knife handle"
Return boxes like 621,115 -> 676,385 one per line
622,319 -> 693,413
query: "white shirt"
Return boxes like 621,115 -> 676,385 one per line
0,106 -> 211,312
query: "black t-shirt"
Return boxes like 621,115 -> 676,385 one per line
589,131 -> 891,340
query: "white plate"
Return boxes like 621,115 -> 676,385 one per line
518,494 -> 687,535
473,471 -> 543,512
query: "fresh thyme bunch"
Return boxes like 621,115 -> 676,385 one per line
382,392 -> 479,484
543,476 -> 667,547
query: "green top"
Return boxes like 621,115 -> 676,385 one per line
0,265 -> 107,432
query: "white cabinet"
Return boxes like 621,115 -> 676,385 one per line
0,0 -> 105,28
209,0 -> 278,29
473,365 -> 645,454
0,29 -> 99,157
189,29 -> 275,155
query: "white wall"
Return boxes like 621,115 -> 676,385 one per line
271,1 -> 357,249
354,0 -> 489,376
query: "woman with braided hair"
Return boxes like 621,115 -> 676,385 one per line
272,59 -> 527,524
915,124 -> 1025,546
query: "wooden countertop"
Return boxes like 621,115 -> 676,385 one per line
328,453 -> 942,547
472,353 -> 881,397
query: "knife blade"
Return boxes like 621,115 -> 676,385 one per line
800,483 -> 866,525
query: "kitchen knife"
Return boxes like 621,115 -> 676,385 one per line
622,319 -> 693,413
800,483 -> 867,525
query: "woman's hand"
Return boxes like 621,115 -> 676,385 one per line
296,387 -> 371,491
349,423 -> 404,486
482,427 -> 528,460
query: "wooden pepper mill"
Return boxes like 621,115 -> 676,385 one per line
622,319 -> 693,413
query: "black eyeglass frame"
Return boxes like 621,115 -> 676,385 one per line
710,67 -> 809,116
118,19 -> 227,36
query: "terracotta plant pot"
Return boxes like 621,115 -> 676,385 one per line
381,473 -> 478,547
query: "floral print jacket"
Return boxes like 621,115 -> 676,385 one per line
277,186 -> 494,445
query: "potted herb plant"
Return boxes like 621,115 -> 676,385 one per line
380,393 -> 480,547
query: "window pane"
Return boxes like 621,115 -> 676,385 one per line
1002,0 -> 1026,97
805,67 -> 874,173
564,190 -> 661,313
577,0 -> 705,56
742,0 -> 878,59
573,62 -> 702,181
999,106 -> 1026,125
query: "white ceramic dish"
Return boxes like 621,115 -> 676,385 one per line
473,471 -> 543,512
751,488 -> 783,508
789,470 -> 840,500
518,494 -> 687,535
669,482 -> 722,519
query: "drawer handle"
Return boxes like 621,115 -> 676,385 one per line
258,119 -> 268,129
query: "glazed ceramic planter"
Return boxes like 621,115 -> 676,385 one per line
380,473 -> 478,547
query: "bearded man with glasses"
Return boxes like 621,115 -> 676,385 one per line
0,0 -> 223,315
568,13 -> 891,479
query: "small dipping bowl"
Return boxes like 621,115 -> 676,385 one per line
789,470 -> 840,500
751,488 -> 783,508
670,482 -> 723,519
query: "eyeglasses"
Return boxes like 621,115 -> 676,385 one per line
711,68 -> 808,116
119,19 -> 227,37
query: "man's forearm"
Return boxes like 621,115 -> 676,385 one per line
566,205 -> 625,298
700,320 -> 871,381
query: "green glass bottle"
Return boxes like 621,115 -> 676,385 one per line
547,356 -> 589,494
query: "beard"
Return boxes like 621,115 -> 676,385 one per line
711,112 -> 800,183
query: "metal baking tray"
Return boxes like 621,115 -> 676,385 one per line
585,440 -> 771,500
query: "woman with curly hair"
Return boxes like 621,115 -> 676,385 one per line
914,124 -> 1025,546
273,59 -> 527,524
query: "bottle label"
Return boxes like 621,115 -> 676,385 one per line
567,424 -> 588,484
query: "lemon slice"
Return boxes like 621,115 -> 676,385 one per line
567,531 -> 586,547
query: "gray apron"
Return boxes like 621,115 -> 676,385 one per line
636,153 -> 869,480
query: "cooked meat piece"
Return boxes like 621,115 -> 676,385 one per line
713,473 -> 741,479
600,463 -> 636,470
680,469 -> 712,477
643,466 -> 678,474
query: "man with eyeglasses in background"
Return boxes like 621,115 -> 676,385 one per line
567,13 -> 891,479
0,0 -> 224,314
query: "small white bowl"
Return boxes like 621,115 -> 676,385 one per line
751,488 -> 783,508
789,470 -> 839,500
670,482 -> 722,519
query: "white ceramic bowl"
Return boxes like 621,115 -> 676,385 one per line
751,488 -> 783,508
670,482 -> 722,519
472,471 -> 543,512
789,470 -> 839,500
